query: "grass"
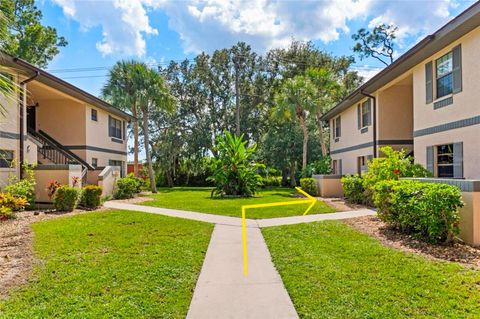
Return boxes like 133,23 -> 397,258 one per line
263,221 -> 480,318
0,210 -> 213,318
141,187 -> 336,219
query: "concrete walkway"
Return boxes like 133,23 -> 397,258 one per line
103,200 -> 375,318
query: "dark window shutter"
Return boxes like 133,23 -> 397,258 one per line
453,142 -> 463,178
367,99 -> 372,126
426,146 -> 434,174
337,116 -> 341,137
425,62 -> 433,103
331,120 -> 334,139
357,104 -> 361,129
108,116 -> 112,137
122,121 -> 126,140
452,45 -> 462,93
339,159 -> 342,175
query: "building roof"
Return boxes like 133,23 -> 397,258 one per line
1,52 -> 134,121
322,1 -> 480,121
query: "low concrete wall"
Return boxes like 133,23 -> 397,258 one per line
408,178 -> 480,246
312,174 -> 344,198
86,169 -> 103,186
98,166 -> 120,197
34,164 -> 82,203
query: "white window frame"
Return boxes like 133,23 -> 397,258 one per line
360,101 -> 371,129
333,116 -> 341,139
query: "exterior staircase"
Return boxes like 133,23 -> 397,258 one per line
28,128 -> 93,183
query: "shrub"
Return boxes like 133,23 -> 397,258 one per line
260,176 -> 282,187
303,157 -> 332,177
53,186 -> 79,212
4,163 -> 36,209
207,131 -> 263,197
300,178 -> 318,196
341,175 -> 366,204
80,185 -> 103,209
114,177 -> 139,199
47,180 -> 61,200
0,206 -> 13,220
373,180 -> 463,243
0,192 -> 28,212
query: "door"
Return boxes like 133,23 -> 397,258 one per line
27,106 -> 36,131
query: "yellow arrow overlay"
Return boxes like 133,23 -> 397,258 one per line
241,187 -> 316,277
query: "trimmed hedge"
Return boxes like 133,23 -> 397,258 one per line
114,175 -> 141,199
299,178 -> 318,196
373,180 -> 463,243
53,186 -> 79,212
341,175 -> 366,204
80,185 -> 103,209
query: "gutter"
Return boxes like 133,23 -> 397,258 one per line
361,91 -> 377,158
18,70 -> 40,178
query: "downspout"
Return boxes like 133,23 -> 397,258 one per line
19,70 -> 40,178
361,90 -> 377,158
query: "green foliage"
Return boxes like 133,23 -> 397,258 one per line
0,192 -> 28,212
373,180 -> 463,243
352,23 -> 397,66
260,176 -> 282,187
208,131 -> 263,197
114,175 -> 142,199
302,157 -> 332,177
362,146 -> 431,204
53,186 -> 79,212
341,175 -> 366,204
0,0 -> 67,68
0,206 -> 13,220
299,178 -> 318,196
79,185 -> 103,210
4,163 -> 36,209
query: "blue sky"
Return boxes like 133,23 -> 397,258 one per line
37,0 -> 474,97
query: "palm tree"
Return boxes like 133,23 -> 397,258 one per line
274,76 -> 317,171
0,12 -> 18,116
305,67 -> 342,157
102,61 -> 142,177
136,65 -> 175,193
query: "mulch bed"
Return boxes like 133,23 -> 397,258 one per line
0,209 -> 106,298
343,215 -> 480,269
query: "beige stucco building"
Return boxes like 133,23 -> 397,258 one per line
323,2 -> 480,180
0,53 -> 132,201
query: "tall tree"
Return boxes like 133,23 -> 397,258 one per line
274,76 -> 317,171
0,0 -> 67,67
352,24 -> 397,66
305,67 -> 342,157
102,61 -> 142,177
137,65 -> 175,193
0,12 -> 18,116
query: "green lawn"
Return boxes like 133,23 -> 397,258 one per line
141,187 -> 336,219
0,210 -> 213,318
263,221 -> 480,318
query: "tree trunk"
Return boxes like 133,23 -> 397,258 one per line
299,115 -> 308,171
141,105 -> 157,193
289,161 -> 297,187
281,168 -> 288,186
234,63 -> 241,136
131,105 -> 139,177
166,170 -> 174,188
316,112 -> 328,157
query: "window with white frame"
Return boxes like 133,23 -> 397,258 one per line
109,116 -> 122,139
361,100 -> 371,128
436,52 -> 453,98
333,116 -> 341,139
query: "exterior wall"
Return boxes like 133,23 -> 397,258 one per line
312,175 -> 344,198
98,166 -> 121,197
414,125 -> 480,179
34,165 -> 82,203
412,27 -> 480,178
331,147 -> 373,176
0,77 -> 20,188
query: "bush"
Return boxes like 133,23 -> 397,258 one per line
126,173 -> 144,193
53,186 -> 79,212
260,176 -> 282,187
207,131 -> 263,197
373,180 -> 463,243
114,177 -> 140,199
300,178 -> 318,196
341,175 -> 366,204
80,185 -> 103,209
4,163 -> 36,209
0,192 -> 28,212
0,206 -> 13,220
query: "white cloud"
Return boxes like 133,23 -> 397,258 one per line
52,0 -> 158,57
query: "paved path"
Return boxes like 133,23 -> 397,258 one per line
103,201 -> 376,318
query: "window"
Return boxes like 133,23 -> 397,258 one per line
361,101 -> 371,128
332,160 -> 337,174
109,116 -> 122,139
437,144 -> 454,178
333,116 -> 341,139
0,150 -> 14,168
92,158 -> 98,168
91,109 -> 98,121
436,52 -> 453,98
